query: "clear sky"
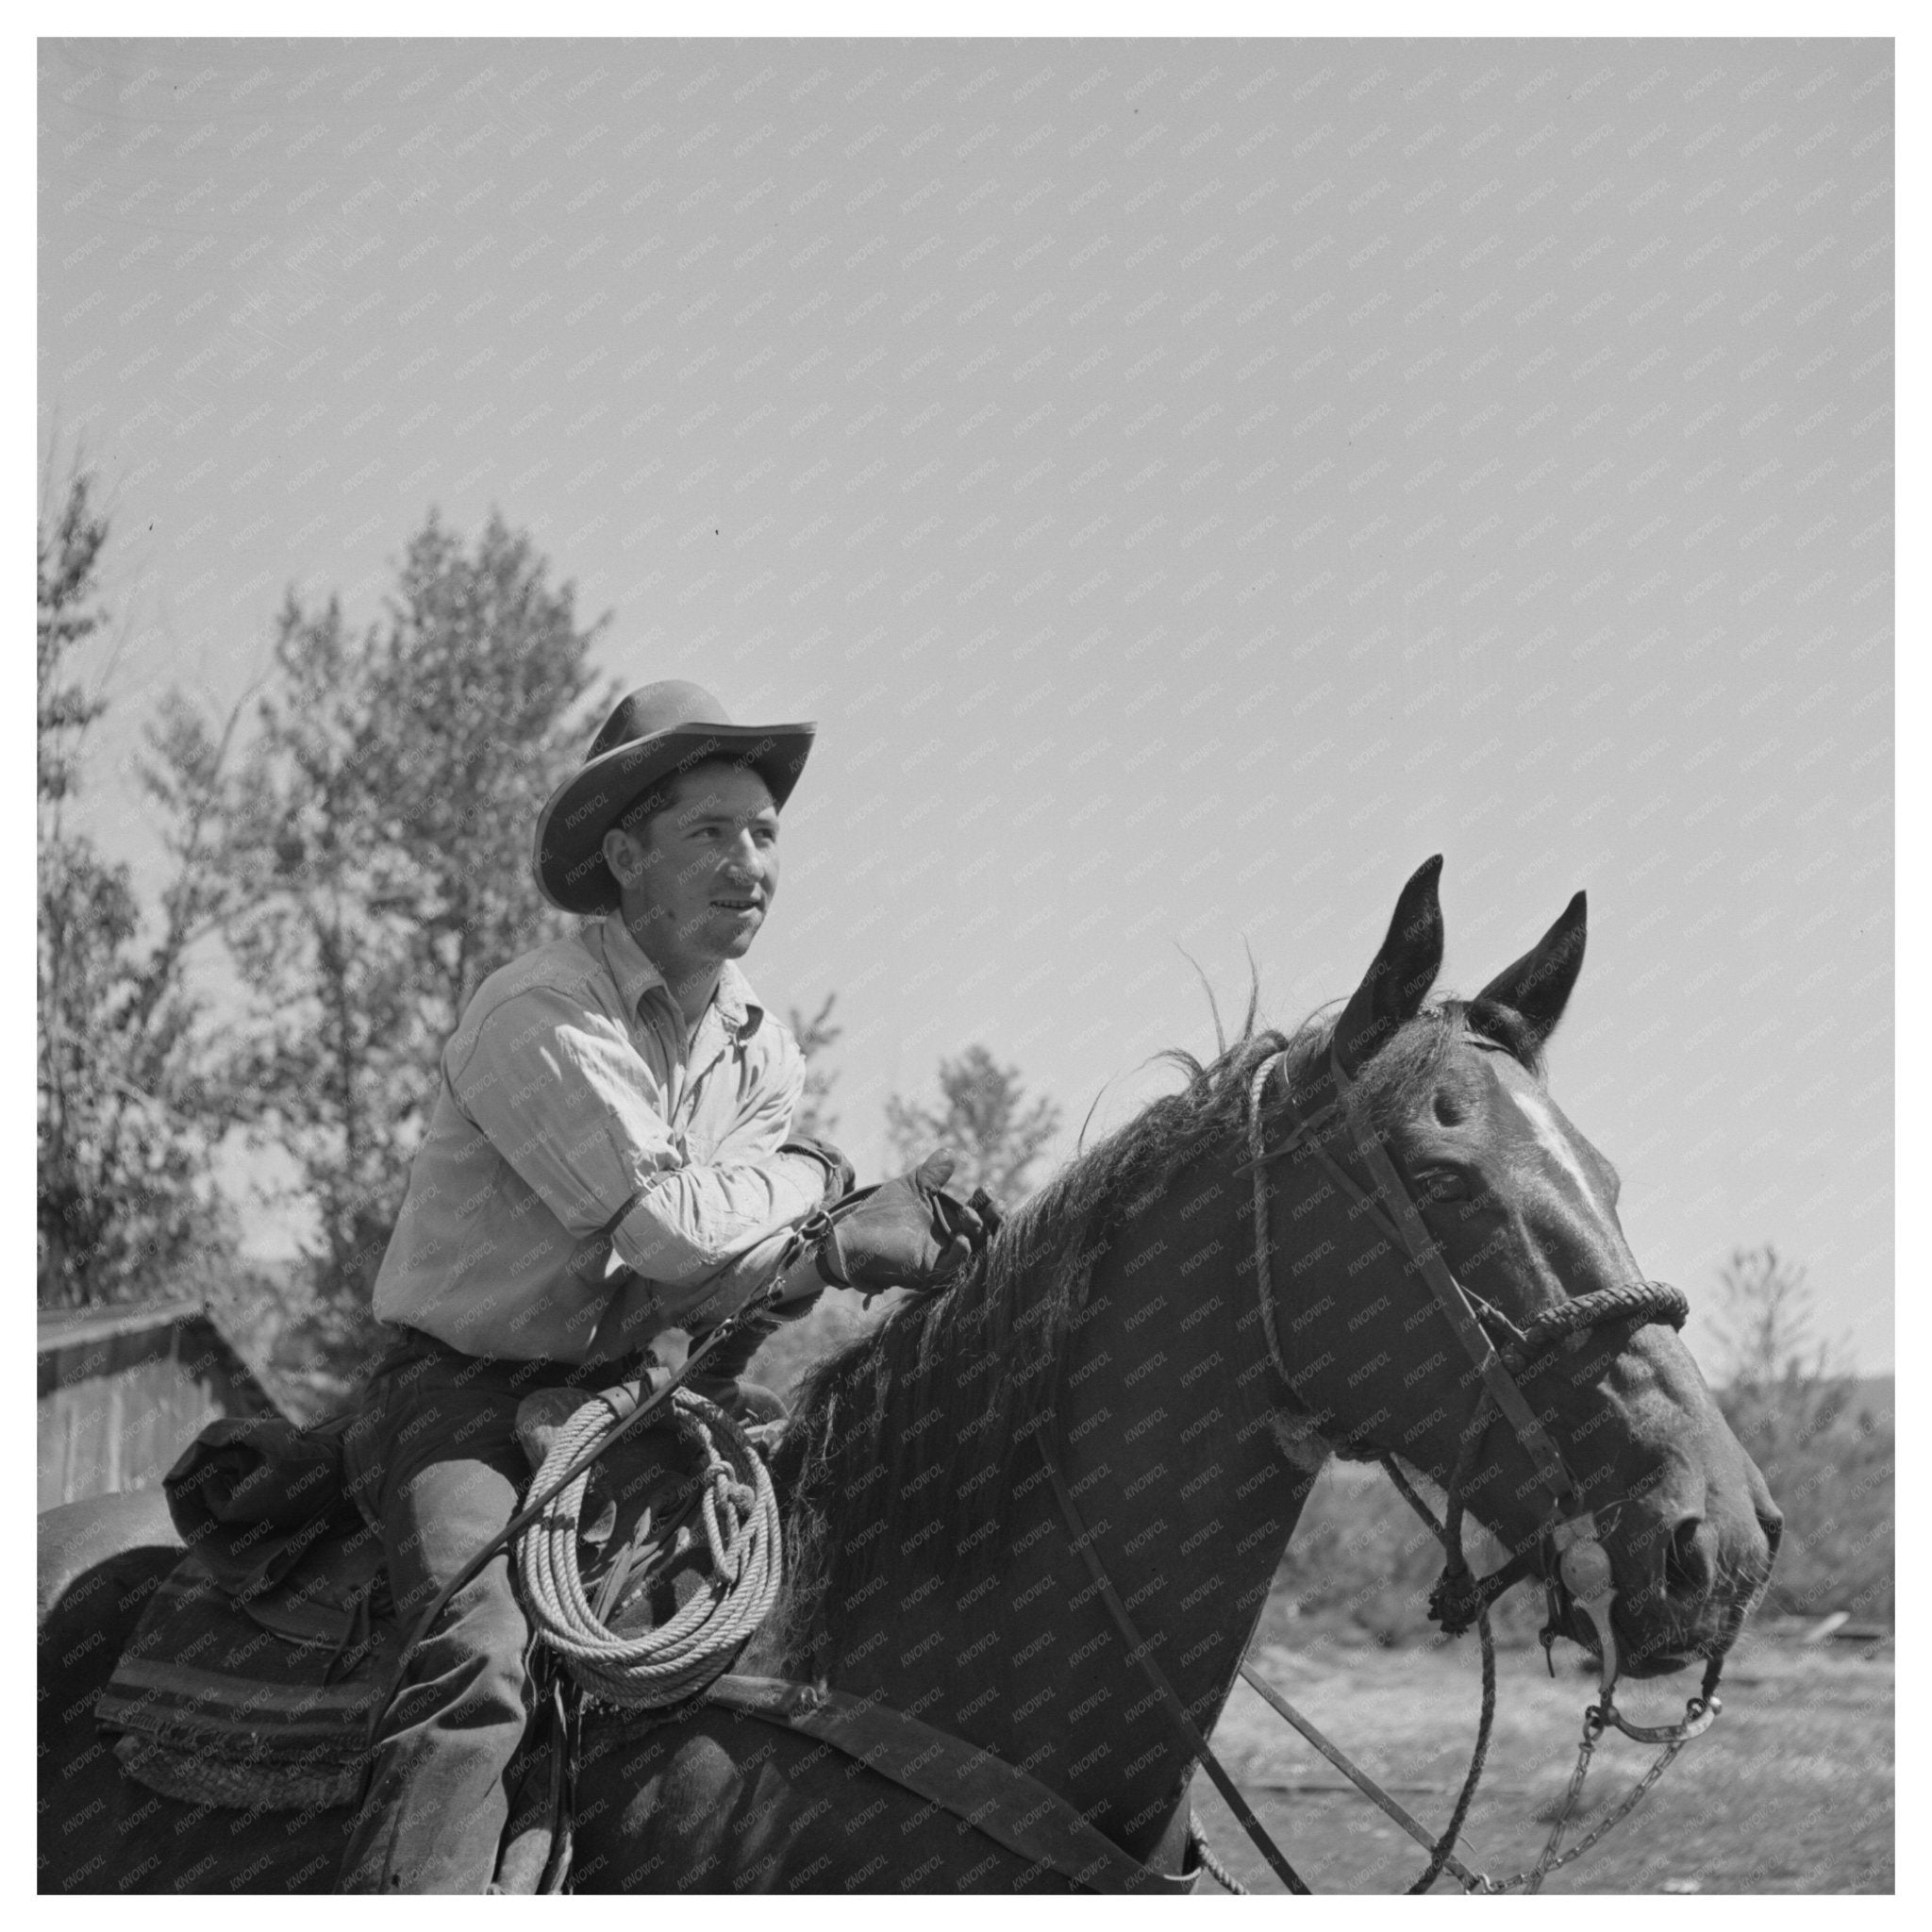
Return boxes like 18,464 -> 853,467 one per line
38,36 -> 1893,1369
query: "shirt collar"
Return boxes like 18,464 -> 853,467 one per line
595,916 -> 765,1040
713,959 -> 765,1038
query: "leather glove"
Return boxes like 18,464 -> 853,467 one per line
964,1184 -> 1006,1241
780,1134 -> 857,1204
815,1152 -> 991,1294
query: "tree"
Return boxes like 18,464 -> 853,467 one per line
1709,1244 -> 1861,1467
1708,1245 -> 1891,1620
786,993 -> 843,1140
38,465 -> 108,810
193,512 -> 608,1381
37,464 -> 240,1305
1711,1243 -> 1840,1393
885,1043 -> 1062,1204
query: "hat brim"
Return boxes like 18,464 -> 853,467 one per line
533,721 -> 815,914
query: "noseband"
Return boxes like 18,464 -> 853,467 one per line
1245,1041 -> 1718,1739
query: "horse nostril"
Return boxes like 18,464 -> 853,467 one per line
1662,1515 -> 1709,1599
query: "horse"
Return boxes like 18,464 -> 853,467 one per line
39,858 -> 1781,1893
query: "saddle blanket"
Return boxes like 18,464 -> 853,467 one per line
95,1538 -> 394,1813
96,1398 -> 729,1815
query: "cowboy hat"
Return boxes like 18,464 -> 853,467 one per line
532,681 -> 815,914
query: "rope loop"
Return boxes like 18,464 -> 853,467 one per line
1188,1812 -> 1249,1894
514,1387 -> 783,1708
1504,1280 -> 1690,1374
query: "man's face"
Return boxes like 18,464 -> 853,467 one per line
609,762 -> 780,965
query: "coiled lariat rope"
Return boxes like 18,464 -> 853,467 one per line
516,1387 -> 783,1707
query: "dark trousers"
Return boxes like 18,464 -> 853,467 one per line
336,1333 -> 627,1894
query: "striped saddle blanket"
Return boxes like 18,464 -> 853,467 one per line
95,1395 -> 724,1815
96,1520 -> 394,1812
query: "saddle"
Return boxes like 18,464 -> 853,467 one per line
95,1386 -> 769,1818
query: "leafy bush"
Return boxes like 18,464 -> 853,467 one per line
1717,1371 -> 1892,1621
1269,1461 -> 1554,1649
1708,1247 -> 1892,1623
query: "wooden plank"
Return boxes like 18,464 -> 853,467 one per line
37,1396 -> 70,1512
37,1304 -> 284,1507
36,1297 -> 203,1353
62,1380 -> 115,1505
104,1373 -> 125,1494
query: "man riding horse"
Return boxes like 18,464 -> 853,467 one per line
337,680 -> 989,1892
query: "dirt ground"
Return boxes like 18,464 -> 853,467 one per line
1189,1618 -> 1894,1895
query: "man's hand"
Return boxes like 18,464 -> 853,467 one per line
815,1152 -> 991,1294
779,1134 -> 857,1204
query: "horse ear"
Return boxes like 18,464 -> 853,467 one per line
1474,890 -> 1588,1051
1333,856 -> 1445,1074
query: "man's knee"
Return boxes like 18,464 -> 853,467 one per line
403,1586 -> 529,1729
443,1558 -> 529,1654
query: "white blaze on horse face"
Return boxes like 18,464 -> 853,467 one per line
1500,1076 -> 1609,1219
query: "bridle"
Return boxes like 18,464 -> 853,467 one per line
1246,1038 -> 1724,1735
1045,1032 -> 1732,1895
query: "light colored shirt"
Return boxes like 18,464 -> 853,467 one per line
372,914 -> 824,1363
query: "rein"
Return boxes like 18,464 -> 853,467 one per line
1041,1455 -> 1312,1894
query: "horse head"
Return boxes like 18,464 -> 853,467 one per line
1266,856 -> 1781,1683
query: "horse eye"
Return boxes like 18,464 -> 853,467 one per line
1418,1169 -> 1472,1202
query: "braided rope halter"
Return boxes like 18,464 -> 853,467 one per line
1230,1039 -> 1724,1893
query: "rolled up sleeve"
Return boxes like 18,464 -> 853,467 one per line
450,990 -> 823,1306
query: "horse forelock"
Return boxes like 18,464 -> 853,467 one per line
766,996 -> 1512,1667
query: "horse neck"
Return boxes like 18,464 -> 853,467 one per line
818,1129 -> 1317,1863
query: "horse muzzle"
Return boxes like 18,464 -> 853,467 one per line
1545,1497 -> 1776,1688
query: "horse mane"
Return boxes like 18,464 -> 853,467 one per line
766,991 -> 1537,1668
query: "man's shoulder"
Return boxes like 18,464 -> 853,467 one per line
749,1008 -> 803,1079
449,926 -> 618,1057
470,924 -> 613,1009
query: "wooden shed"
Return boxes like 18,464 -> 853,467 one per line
37,1298 -> 284,1512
